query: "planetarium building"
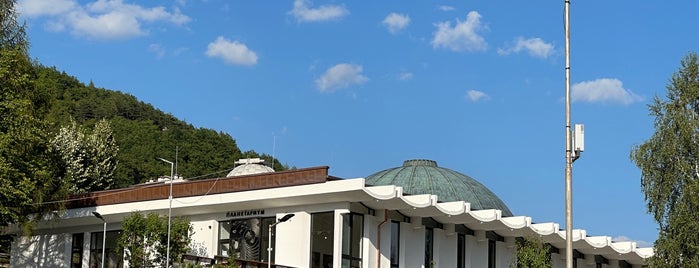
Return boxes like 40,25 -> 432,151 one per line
10,159 -> 652,268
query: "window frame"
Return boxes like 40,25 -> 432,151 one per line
341,213 -> 364,268
217,217 -> 274,262
457,233 -> 466,268
389,221 -> 400,268
89,230 -> 123,268
71,233 -> 84,268
310,212 -> 335,268
424,227 -> 434,268
488,239 -> 496,268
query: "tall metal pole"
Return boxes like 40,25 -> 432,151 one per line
564,1 -> 574,268
159,158 -> 174,268
268,214 -> 295,268
268,224 -> 273,268
102,220 -> 107,268
92,212 -> 107,268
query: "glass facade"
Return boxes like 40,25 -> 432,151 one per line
390,221 -> 399,268
424,227 -> 434,268
488,240 -> 496,268
341,213 -> 363,268
90,230 -> 122,268
71,233 -> 83,268
457,233 -> 465,268
218,217 -> 274,263
311,212 -> 334,268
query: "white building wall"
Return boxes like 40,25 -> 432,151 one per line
7,198 -> 648,268
496,240 -> 515,268
332,209 -> 348,268
11,233 -> 70,268
398,222 -> 408,268
461,235 -> 472,268
435,228 -> 457,268
375,216 -> 391,268
275,211 -> 311,268
188,218 -> 217,258
575,256 -> 587,268
80,232 -> 89,268
550,253 -> 563,267
468,234 -> 488,268
403,223 -> 425,268
361,212 -> 381,268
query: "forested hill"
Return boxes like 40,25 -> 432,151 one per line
36,65 -> 284,188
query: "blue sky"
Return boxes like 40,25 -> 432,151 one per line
18,0 -> 699,246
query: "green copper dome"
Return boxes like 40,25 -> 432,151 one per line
365,159 -> 513,216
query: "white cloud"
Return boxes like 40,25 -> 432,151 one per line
17,0 -> 190,40
397,72 -> 413,81
572,78 -> 643,105
432,11 -> 488,52
315,63 -> 368,92
382,13 -> 410,34
87,0 -> 188,25
289,0 -> 348,23
498,37 -> 554,58
18,0 -> 76,17
466,90 -> 489,102
67,10 -> 145,39
205,37 -> 258,66
172,47 -> 189,56
613,236 -> 653,248
438,5 -> 455,11
148,43 -> 165,58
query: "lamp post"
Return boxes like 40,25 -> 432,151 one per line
267,214 -> 295,268
158,158 -> 174,268
92,212 -> 107,268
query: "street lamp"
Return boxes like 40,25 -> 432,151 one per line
267,214 -> 295,268
92,212 -> 106,268
158,158 -> 174,268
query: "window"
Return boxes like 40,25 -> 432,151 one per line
488,240 -> 496,268
260,217 -> 275,263
390,221 -> 400,268
424,227 -> 434,268
218,217 -> 274,262
457,233 -> 465,268
341,213 -> 363,268
90,230 -> 122,268
71,233 -> 83,268
311,212 -> 334,268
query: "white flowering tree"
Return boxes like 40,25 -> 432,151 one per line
51,118 -> 118,193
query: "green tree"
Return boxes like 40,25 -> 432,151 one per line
0,0 -> 67,231
117,212 -> 192,267
511,236 -> 551,268
51,118 -> 119,193
631,52 -> 699,267
118,212 -> 154,267
0,0 -> 26,51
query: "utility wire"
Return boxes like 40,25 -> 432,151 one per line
32,168 -> 234,206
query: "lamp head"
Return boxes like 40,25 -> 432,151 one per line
157,157 -> 173,165
278,213 -> 295,223
92,211 -> 104,220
